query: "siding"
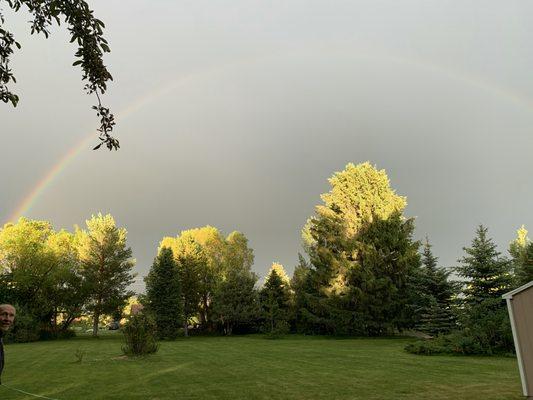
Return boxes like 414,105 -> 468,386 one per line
512,285 -> 533,396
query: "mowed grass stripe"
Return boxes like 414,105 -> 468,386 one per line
0,335 -> 522,400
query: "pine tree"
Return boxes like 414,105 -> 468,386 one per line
456,225 -> 514,353
145,247 -> 182,340
290,254 -> 312,332
416,238 -> 457,336
457,225 -> 512,304
260,267 -> 291,334
350,213 -> 421,335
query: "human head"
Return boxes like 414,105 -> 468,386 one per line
0,304 -> 16,333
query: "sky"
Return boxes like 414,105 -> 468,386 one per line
1,1 -> 533,293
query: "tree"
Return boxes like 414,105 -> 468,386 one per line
212,268 -> 258,335
268,262 -> 290,287
509,225 -> 533,286
225,231 -> 254,274
173,227 -> 226,329
349,213 -> 421,334
46,229 -> 88,333
455,225 -> 514,353
260,264 -> 291,334
290,253 -> 312,332
163,236 -> 204,337
415,238 -> 457,336
212,231 -> 257,335
318,162 -> 406,238
0,218 -> 56,335
0,0 -> 118,149
144,247 -> 182,340
457,225 -> 512,305
76,213 -> 135,337
0,218 -> 87,337
160,227 -> 255,331
301,162 -> 419,335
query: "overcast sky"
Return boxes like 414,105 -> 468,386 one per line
1,1 -> 533,292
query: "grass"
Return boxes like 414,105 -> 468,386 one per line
0,333 -> 523,400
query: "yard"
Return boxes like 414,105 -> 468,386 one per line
0,334 -> 522,400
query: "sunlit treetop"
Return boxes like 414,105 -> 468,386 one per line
318,162 -> 407,237
266,262 -> 290,287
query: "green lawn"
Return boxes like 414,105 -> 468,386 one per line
0,334 -> 523,400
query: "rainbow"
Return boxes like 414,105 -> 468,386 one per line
5,65 -> 231,224
6,45 -> 533,224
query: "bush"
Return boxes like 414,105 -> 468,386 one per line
122,313 -> 159,356
460,299 -> 514,354
405,331 -> 498,356
263,320 -> 290,339
5,307 -> 39,343
39,329 -> 76,341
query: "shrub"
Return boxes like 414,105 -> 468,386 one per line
459,299 -> 514,354
263,320 -> 290,339
122,313 -> 159,356
5,307 -> 39,343
405,331 -> 497,356
39,329 -> 76,341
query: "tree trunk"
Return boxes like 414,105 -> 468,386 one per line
227,322 -> 232,336
183,319 -> 189,337
92,311 -> 100,337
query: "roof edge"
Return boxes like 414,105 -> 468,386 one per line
503,280 -> 533,299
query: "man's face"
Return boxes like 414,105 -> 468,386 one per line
0,305 -> 16,332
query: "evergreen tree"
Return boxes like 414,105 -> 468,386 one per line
260,266 -> 291,334
161,226 -> 228,330
457,225 -> 512,304
349,213 -> 421,335
76,213 -> 135,337
301,163 -> 420,335
212,269 -> 259,335
416,238 -> 457,336
509,225 -> 533,286
174,238 -> 203,337
290,254 -> 312,332
456,225 -> 514,353
145,247 -> 182,340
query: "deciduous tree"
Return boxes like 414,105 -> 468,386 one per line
76,213 -> 135,337
212,269 -> 258,335
0,0 -> 118,149
509,225 -> 533,286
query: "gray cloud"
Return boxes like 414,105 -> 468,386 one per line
2,1 -> 532,292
